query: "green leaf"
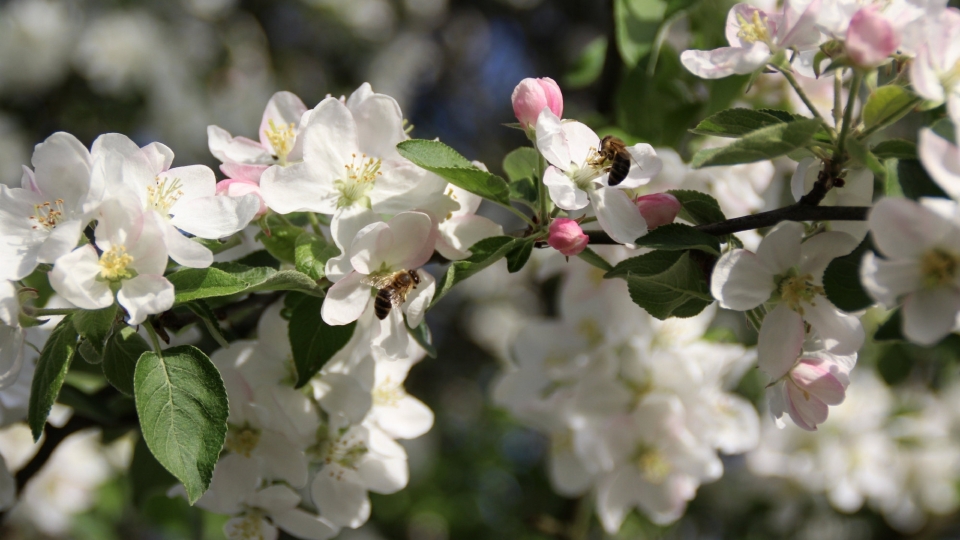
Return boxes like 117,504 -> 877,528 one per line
102,326 -> 150,397
408,320 -> 438,359
634,223 -> 720,255
397,140 -> 511,205
576,247 -> 614,272
666,189 -> 725,225
564,36 -> 607,89
73,305 -> 118,354
897,159 -> 949,200
502,147 -> 541,182
884,158 -> 904,197
432,236 -> 518,307
288,294 -> 357,388
690,119 -> 822,168
862,85 -> 916,131
57,384 -> 117,424
615,0 -> 667,67
846,137 -> 886,176
255,225 -> 302,264
167,263 -> 324,304
872,139 -> 917,160
690,108 -> 789,138
509,177 -> 539,207
295,232 -> 339,281
130,435 -> 177,507
874,309 -> 904,341
78,339 -> 101,364
822,237 -> 875,312
28,315 -> 78,440
186,300 -> 229,349
605,250 -> 713,319
134,345 -> 228,504
932,117 -> 957,144
506,238 -> 535,273
235,249 -> 281,270
757,108 -> 799,123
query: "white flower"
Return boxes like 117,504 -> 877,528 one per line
535,109 -> 661,244
422,183 -> 504,261
680,1 -> 822,79
92,133 -> 260,268
311,424 -> 408,529
260,84 -> 445,215
791,158 -> 874,240
861,197 -> 960,345
49,196 -> 173,325
0,132 -> 99,280
321,211 -> 437,361
365,355 -> 434,439
910,9 -> 960,121
766,347 -> 855,431
711,222 -> 864,370
209,91 -> 309,177
918,127 -> 960,200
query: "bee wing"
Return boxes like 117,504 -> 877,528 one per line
386,288 -> 409,307
361,273 -> 397,289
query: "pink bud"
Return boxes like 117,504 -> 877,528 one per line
846,6 -> 899,67
635,193 -> 681,230
220,162 -> 269,184
784,357 -> 849,431
548,218 -> 588,256
217,178 -> 267,217
511,77 -> 564,130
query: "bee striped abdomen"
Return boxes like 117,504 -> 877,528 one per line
374,288 -> 396,320
608,155 -> 631,186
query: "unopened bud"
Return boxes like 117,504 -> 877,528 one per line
635,193 -> 681,230
548,218 -> 588,257
216,179 -> 267,217
846,7 -> 899,68
512,78 -> 563,130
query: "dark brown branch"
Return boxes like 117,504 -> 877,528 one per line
586,205 -> 871,244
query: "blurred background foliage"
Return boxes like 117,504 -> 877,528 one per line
4,0 -> 960,539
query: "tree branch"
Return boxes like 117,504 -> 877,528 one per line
586,205 -> 871,243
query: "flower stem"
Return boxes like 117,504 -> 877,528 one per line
836,71 -> 863,160
144,320 -> 164,357
775,65 -> 829,129
833,72 -> 843,129
307,212 -> 323,236
537,154 -> 550,229
570,496 -> 593,540
26,307 -> 77,317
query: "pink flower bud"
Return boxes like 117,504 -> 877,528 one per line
635,193 -> 681,230
846,6 -> 899,67
548,218 -> 588,256
511,77 -> 563,130
784,357 -> 849,431
217,178 -> 267,217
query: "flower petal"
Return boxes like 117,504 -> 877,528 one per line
321,272 -> 371,326
592,187 -> 647,245
803,297 -> 865,355
310,466 -> 371,529
919,128 -> 960,200
860,252 -> 920,308
543,166 -> 589,211
757,303 -> 804,380
756,221 -> 803,275
259,161 -> 339,214
790,358 -> 847,406
36,219 -> 83,264
680,44 -> 771,79
785,379 -> 828,431
612,143 -> 662,188
49,246 -> 113,310
535,108 -> 570,169
162,221 -> 213,269
117,274 -> 174,325
710,249 -> 775,310
402,271 -> 435,328
902,287 -> 960,346
32,132 -> 93,212
170,194 -> 260,239
869,197 -> 952,259
436,214 -> 504,260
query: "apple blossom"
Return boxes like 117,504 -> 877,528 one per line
918,127 -> 960,199
49,196 -> 173,325
845,6 -> 899,67
208,91 -> 309,175
0,132 -> 100,281
548,218 -> 588,256
635,193 -> 681,230
767,349 -> 854,431
422,183 -> 503,261
910,9 -> 960,121
680,0 -> 822,79
511,77 -> 563,132
535,109 -> 661,244
861,197 -> 960,345
216,178 -> 267,217
711,222 -> 864,371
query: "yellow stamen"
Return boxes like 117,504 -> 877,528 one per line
29,199 -> 65,230
225,426 -> 261,457
779,273 -> 824,315
99,246 -> 134,281
264,119 -> 297,165
146,176 -> 184,214
634,445 -> 671,484
920,248 -> 960,289
736,11 -> 773,45
334,153 -> 382,208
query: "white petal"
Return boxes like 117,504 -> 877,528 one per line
310,466 -> 371,529
271,509 -> 339,540
757,303 -> 804,380
349,222 -> 392,275
258,91 -> 308,152
32,132 -> 93,212
803,297 -> 865,355
117,274 -> 174,325
756,221 -> 803,275
326,206 -> 379,282
869,197 -> 951,259
919,128 -> 960,200
127,213 -> 170,276
163,165 -> 216,205
680,44 -> 771,79
371,309 -> 411,361
383,212 -> 436,271
860,252 -> 920,308
171,194 -> 260,239
0,456 -> 14,511
614,143 -> 662,188
0,281 -> 17,327
369,161 -> 447,215
256,432 -> 309,487
374,395 -> 434,440
543,166 -> 589,211
351,93 -> 406,159
436,214 -> 503,260
49,246 -> 113,310
198,453 -> 261,514
799,231 -> 860,281
315,373 -> 372,424
36,219 -> 83,264
208,124 -> 271,164
592,187 -> 647,245
902,288 -> 960,346
710,249 -> 775,310
140,142 -> 174,173
535,108 -> 571,169
357,429 -> 408,493
595,469 -> 637,534
321,272 -> 371,326
0,326 -> 24,390
259,161 -> 338,214
402,271 -> 435,328
548,443 -> 592,497
163,221 -> 213,268
224,517 -> 277,540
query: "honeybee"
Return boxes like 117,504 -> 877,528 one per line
361,270 -> 421,320
598,135 -> 633,186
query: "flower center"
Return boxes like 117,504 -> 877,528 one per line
335,153 -> 382,209
225,510 -> 266,540
373,376 -> 404,407
324,432 -> 369,470
29,199 -> 65,230
737,11 -> 773,46
264,119 -> 297,165
779,273 -> 824,315
920,248 -> 960,289
99,246 -> 134,281
578,319 -> 604,347
634,444 -> 671,484
445,187 -> 458,221
225,426 -> 261,457
146,176 -> 184,214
